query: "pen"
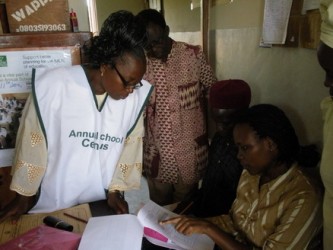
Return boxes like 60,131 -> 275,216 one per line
63,213 -> 88,224
179,201 -> 194,215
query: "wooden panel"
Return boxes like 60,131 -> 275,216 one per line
202,0 -> 209,61
6,0 -> 70,33
284,15 -> 301,47
300,9 -> 321,49
0,1 -> 9,33
290,0 -> 303,15
280,0 -> 304,47
0,32 -> 92,63
0,32 -> 91,48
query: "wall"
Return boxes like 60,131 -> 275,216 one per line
68,0 -> 146,32
96,0 -> 146,30
164,0 -> 201,32
166,0 -> 202,46
68,0 -> 90,32
73,0 -> 327,148
71,0 -> 201,42
208,0 -> 327,148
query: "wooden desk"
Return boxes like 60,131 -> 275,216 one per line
0,199 -> 170,249
0,32 -> 92,48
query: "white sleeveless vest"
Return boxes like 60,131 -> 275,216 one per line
30,65 -> 152,213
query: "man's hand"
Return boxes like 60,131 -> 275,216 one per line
0,194 -> 36,223
107,190 -> 129,214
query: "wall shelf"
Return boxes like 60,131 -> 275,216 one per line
0,32 -> 92,48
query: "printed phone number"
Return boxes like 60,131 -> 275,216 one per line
16,24 -> 68,32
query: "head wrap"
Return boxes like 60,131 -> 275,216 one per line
209,79 -> 251,109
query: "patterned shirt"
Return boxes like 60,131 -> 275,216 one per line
207,164 -> 323,249
143,40 -> 216,184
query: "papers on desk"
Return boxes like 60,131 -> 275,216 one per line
0,203 -> 91,245
79,200 -> 214,250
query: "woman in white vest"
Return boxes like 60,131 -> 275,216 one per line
0,10 -> 153,221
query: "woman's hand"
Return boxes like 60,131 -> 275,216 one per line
0,194 -> 36,223
161,216 -> 251,250
160,216 -> 212,236
107,191 -> 129,214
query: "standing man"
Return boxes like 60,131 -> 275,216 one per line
175,80 -> 251,217
137,9 -> 216,205
318,1 -> 333,249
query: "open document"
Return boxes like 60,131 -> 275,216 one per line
78,200 -> 214,250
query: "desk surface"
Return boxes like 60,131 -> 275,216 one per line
88,200 -> 114,217
0,199 -> 170,250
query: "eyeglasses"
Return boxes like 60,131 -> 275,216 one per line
113,65 -> 143,90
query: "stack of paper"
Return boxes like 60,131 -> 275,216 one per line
79,200 -> 214,250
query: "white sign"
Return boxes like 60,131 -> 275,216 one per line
0,48 -> 72,167
262,0 -> 293,44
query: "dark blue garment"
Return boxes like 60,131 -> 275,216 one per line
191,132 -> 243,217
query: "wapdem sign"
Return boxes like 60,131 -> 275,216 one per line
6,0 -> 71,33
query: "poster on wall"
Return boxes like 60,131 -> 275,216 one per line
262,0 -> 293,44
0,47 -> 77,167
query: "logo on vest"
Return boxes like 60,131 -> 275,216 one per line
68,130 -> 124,150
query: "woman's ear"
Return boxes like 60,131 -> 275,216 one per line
100,64 -> 106,77
265,137 -> 277,152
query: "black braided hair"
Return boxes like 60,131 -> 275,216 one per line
234,104 -> 320,168
83,10 -> 147,68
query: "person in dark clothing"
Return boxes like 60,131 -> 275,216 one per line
174,79 -> 251,217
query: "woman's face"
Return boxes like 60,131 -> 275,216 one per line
100,53 -> 146,100
233,123 -> 276,175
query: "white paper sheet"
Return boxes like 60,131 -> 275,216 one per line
78,214 -> 143,250
137,201 -> 214,250
262,0 -> 293,44
78,201 -> 214,250
0,49 -> 72,167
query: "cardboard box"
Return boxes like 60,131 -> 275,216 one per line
5,0 -> 70,33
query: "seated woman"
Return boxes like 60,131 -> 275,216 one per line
161,104 -> 323,249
